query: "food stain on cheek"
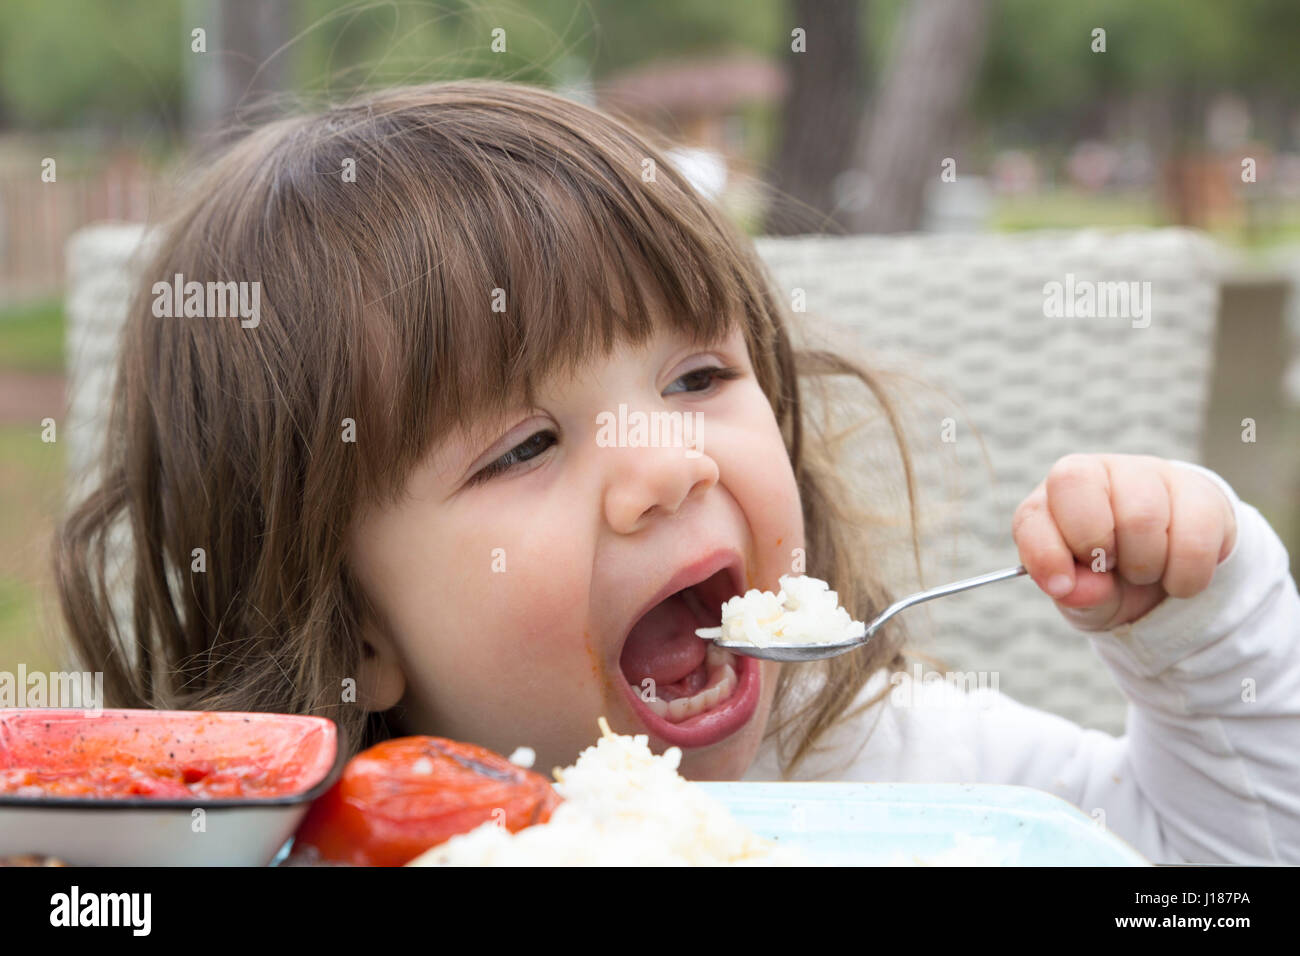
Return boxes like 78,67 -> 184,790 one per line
583,630 -> 608,713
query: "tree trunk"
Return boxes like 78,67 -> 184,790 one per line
185,0 -> 294,145
761,0 -> 867,236
848,0 -> 991,234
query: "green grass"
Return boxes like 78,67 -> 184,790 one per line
993,191 -> 1163,231
0,424 -> 67,672
0,298 -> 65,372
0,299 -> 68,668
0,575 -> 61,674
991,190 -> 1300,252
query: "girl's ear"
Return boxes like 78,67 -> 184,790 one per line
356,614 -> 407,713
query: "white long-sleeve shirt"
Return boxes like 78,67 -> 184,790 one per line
742,461 -> 1300,865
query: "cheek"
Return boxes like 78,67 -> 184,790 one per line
415,518 -> 596,687
369,505 -> 609,763
722,393 -> 806,581
486,575 -> 590,677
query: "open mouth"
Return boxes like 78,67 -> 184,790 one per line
618,562 -> 749,729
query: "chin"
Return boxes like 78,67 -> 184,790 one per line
676,743 -> 752,781
673,696 -> 772,781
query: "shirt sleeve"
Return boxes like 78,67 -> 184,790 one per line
747,462 -> 1300,865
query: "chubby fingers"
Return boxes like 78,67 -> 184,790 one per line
1164,468 -> 1235,597
1013,454 -> 1125,601
1108,456 -> 1171,587
1012,454 -> 1237,628
1011,480 -> 1078,599
1013,454 -> 1173,606
1045,453 -> 1118,575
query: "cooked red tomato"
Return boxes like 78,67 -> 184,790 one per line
291,737 -> 561,866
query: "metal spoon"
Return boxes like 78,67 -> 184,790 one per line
709,565 -> 1029,661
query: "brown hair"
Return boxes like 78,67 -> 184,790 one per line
54,79 -> 925,777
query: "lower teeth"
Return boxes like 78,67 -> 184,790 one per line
639,649 -> 739,723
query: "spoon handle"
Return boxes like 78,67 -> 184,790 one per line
867,565 -> 1028,635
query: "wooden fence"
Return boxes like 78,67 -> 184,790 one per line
0,145 -> 162,307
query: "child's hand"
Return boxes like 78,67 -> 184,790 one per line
1012,454 -> 1237,631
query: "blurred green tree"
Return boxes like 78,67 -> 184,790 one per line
0,0 -> 184,132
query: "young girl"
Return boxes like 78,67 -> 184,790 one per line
55,79 -> 1299,865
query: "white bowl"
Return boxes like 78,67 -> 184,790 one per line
0,708 -> 342,866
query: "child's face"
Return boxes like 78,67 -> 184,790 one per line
349,321 -> 803,779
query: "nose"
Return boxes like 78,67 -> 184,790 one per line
602,428 -> 720,534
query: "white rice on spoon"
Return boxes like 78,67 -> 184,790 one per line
694,574 -> 866,647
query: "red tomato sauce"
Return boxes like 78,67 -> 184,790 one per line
0,759 -> 294,799
0,709 -> 336,801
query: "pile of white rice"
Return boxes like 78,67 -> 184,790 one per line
407,719 -> 809,866
694,574 -> 865,647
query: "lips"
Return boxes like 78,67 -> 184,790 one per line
614,549 -> 761,749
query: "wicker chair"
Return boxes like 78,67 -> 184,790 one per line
65,225 -> 1225,734
753,229 -> 1224,733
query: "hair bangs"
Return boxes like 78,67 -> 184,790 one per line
363,128 -> 752,504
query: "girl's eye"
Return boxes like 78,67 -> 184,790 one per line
468,430 -> 557,486
663,365 -> 742,396
465,366 -> 740,487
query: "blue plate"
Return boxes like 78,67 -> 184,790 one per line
694,782 -> 1150,865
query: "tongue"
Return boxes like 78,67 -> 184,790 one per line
620,591 -> 707,686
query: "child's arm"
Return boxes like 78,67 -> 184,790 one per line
753,456 -> 1300,864
1007,455 -> 1300,863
